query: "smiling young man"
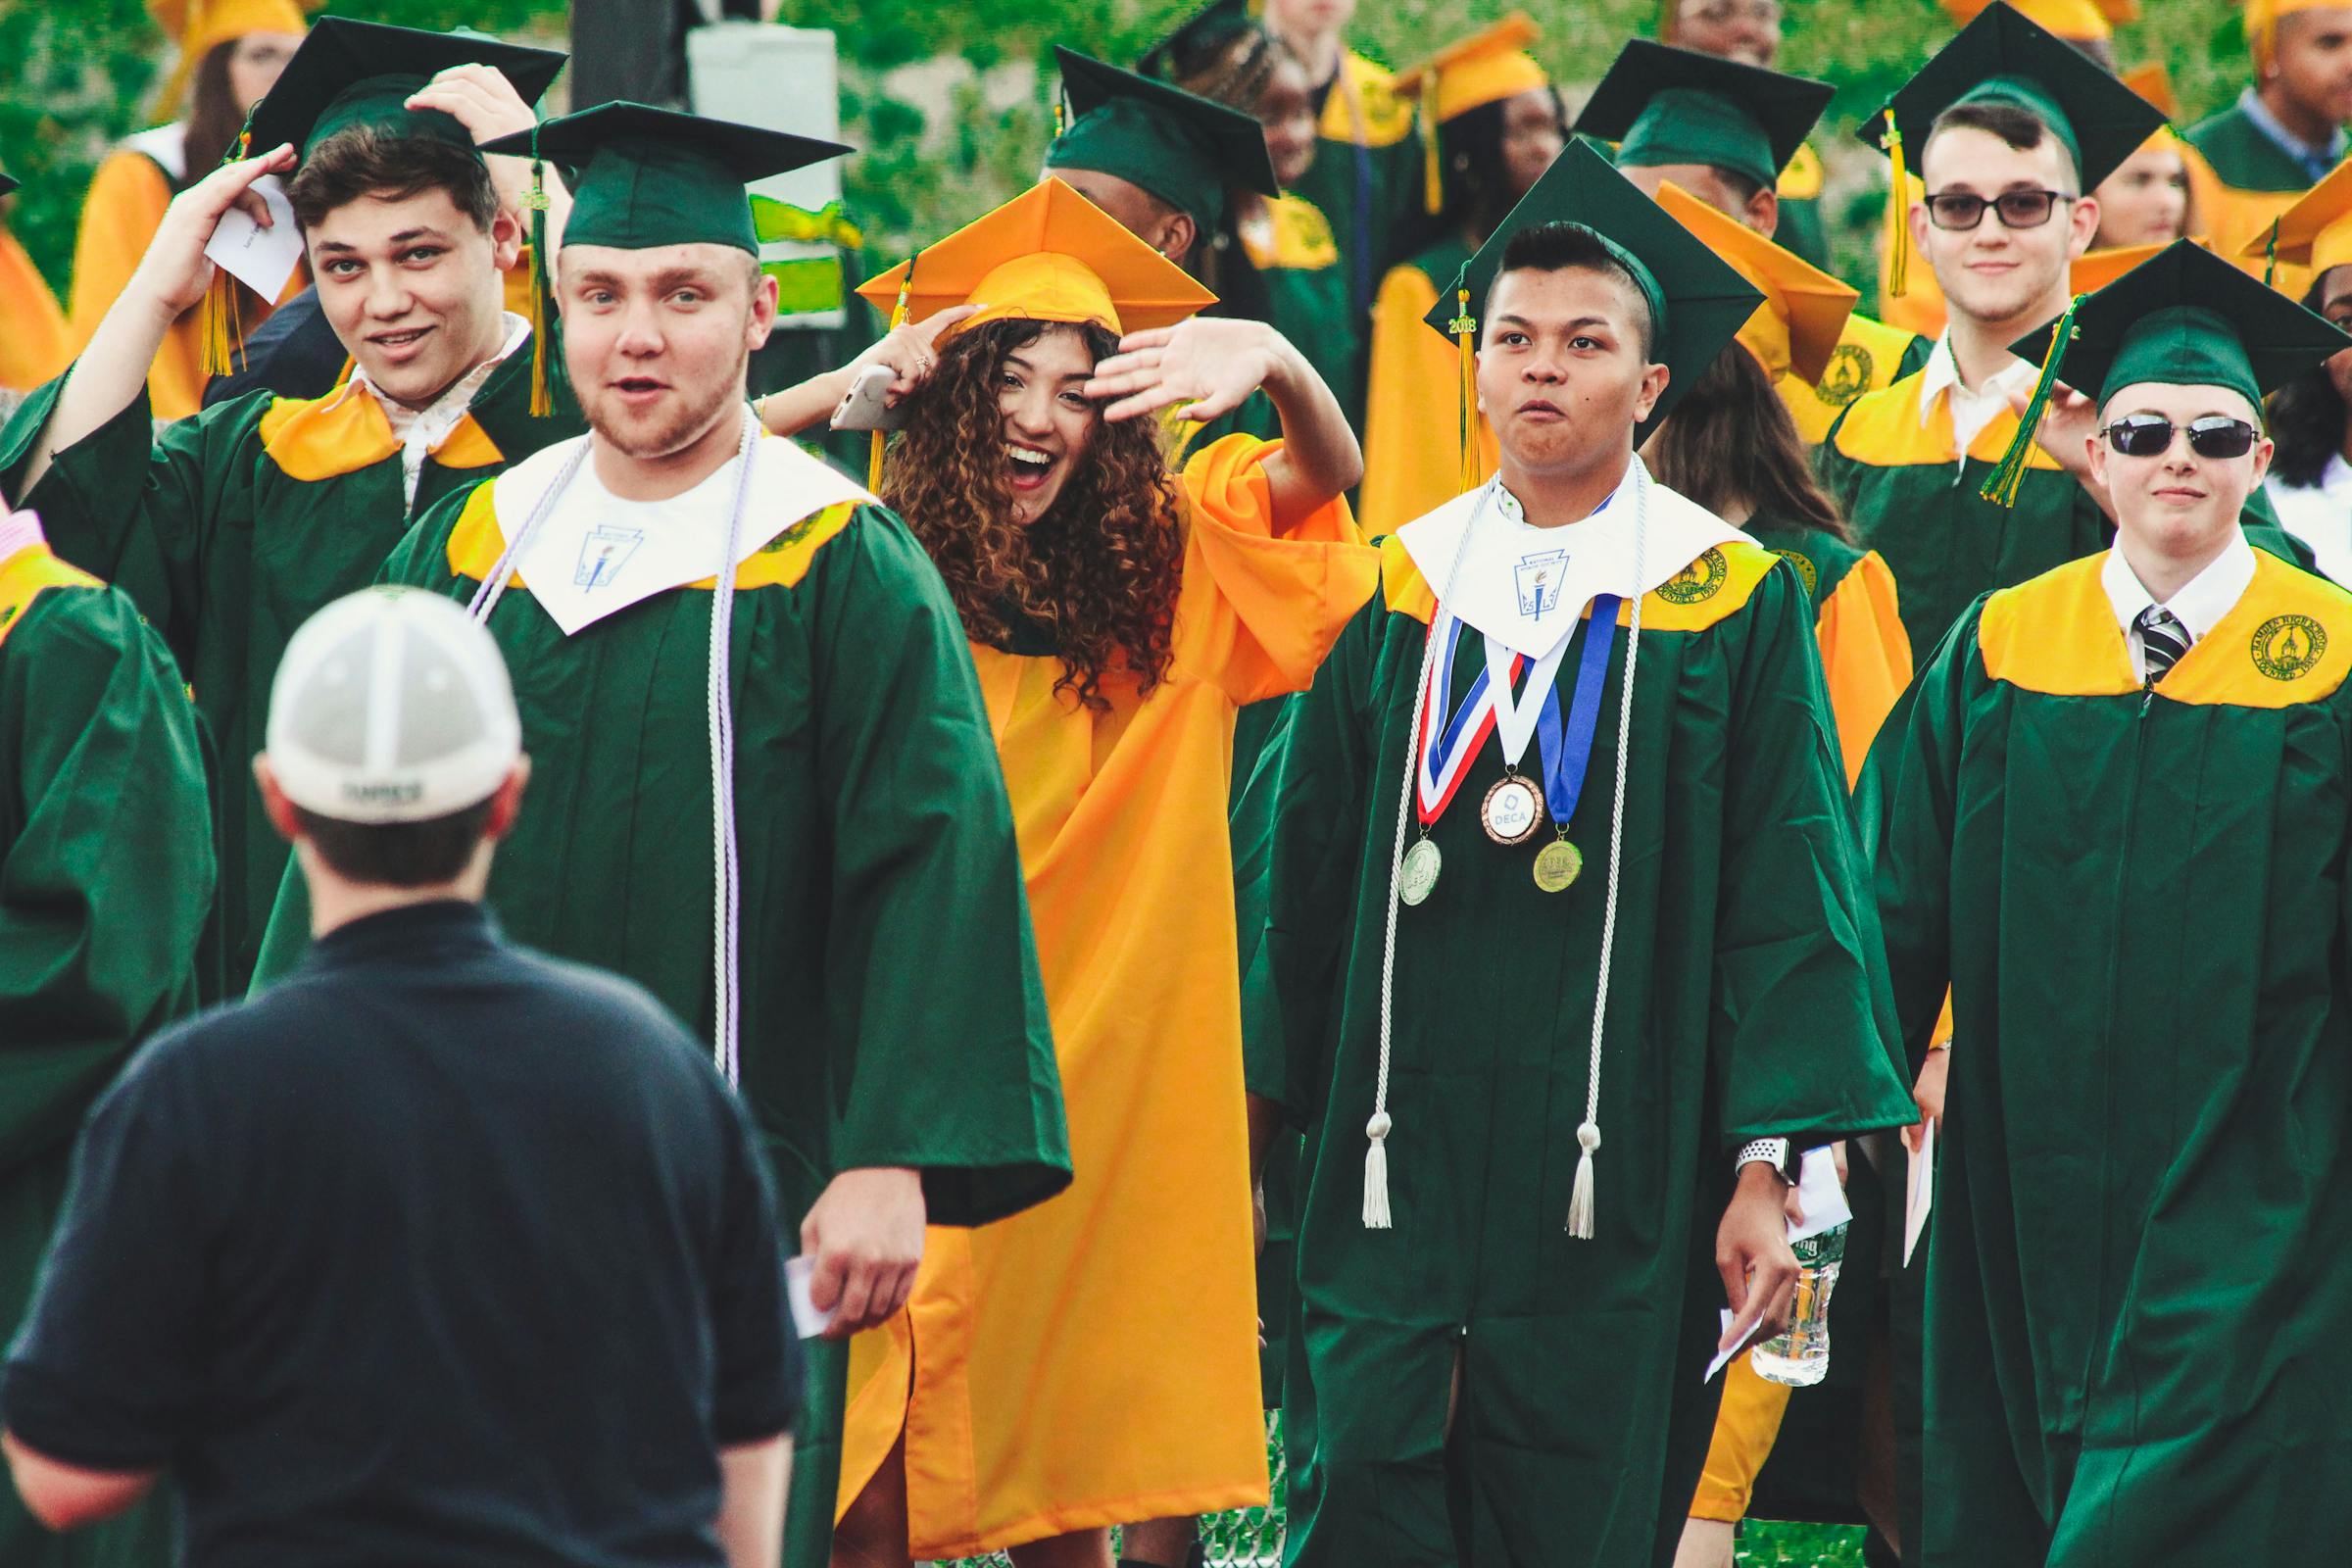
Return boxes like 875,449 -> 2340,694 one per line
1816,5 -> 2163,660
1864,239 -> 2352,1567
0,19 -> 573,996
1257,141 -> 1914,1566
248,103 -> 1074,1568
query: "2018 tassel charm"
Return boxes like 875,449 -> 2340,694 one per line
1450,270 -> 1479,495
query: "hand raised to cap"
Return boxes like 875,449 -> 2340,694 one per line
407,64 -> 549,224
1083,317 -> 1287,424
126,143 -> 298,320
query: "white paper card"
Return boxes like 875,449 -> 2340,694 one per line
785,1255 -> 836,1340
1903,1119 -> 1936,1267
1788,1147 -> 1852,1245
1705,1300 -> 1770,1384
202,174 -> 303,303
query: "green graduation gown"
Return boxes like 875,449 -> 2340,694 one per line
1866,548 -> 2352,1566
1263,483 -> 1915,1566
248,428 -> 1071,1568
0,542 -> 212,1568
0,345 -> 583,995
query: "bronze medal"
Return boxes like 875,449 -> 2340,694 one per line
1532,838 -> 1584,893
1399,838 -> 1442,906
1480,774 -> 1544,845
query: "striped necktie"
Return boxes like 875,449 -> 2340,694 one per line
2136,605 -> 2189,683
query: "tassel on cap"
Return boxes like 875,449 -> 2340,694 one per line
198,114 -> 257,377
524,128 -> 555,418
1566,1119 -> 1600,1238
1450,269 -> 1479,494
869,261 -> 915,492
1362,1110 -> 1394,1229
1882,113 -> 1911,301
1980,291 -> 2083,509
1419,78 -> 1444,216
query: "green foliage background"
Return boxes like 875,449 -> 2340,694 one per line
0,0 -> 2253,309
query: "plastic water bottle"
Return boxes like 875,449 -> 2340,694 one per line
1750,1221 -> 1845,1388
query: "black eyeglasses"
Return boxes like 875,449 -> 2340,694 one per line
1924,189 -> 2073,230
2101,414 -> 2260,460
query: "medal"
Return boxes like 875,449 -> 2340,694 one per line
1481,774 -> 1544,844
1533,839 -> 1583,893
1399,839 -> 1442,906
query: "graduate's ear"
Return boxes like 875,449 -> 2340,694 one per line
1159,210 -> 1198,269
1744,184 -> 1779,241
481,757 -> 531,845
252,757 -> 304,846
1632,361 -> 1671,425
745,262 -> 779,351
489,206 -> 525,275
2084,417 -> 2110,491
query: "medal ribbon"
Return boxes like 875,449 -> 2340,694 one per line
1414,610 -> 1517,825
1532,595 -> 1622,829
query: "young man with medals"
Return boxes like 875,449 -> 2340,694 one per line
248,104 -> 1075,1568
1866,239 -> 2352,1566
0,507 -> 213,1568
0,19 -> 575,997
1257,139 -> 1916,1566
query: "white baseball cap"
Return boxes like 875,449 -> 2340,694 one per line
266,588 -> 522,824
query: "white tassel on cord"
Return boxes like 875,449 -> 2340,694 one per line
1566,460 -> 1650,1239
1364,486 -> 1490,1229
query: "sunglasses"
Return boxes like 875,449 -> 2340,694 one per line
1924,189 -> 2072,231
2101,414 -> 2260,460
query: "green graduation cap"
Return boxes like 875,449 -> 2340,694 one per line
245,18 -> 567,167
1139,0 -> 1254,82
1574,39 -> 1833,193
2009,239 -> 2351,416
0,172 -> 15,199
1046,46 -> 1280,232
1420,137 -> 1763,448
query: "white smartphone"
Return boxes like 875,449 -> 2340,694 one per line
830,363 -> 904,432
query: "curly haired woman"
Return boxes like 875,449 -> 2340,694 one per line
761,177 -> 1375,1568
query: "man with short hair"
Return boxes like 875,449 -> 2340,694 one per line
0,506 -> 213,1568
0,19 -> 576,995
1868,239 -> 2352,1566
2185,0 -> 2352,274
1578,37 -> 1930,444
3,586 -> 799,1568
251,103 -> 1075,1568
1258,141 -> 1915,1565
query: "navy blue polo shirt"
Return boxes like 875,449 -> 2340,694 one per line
3,901 -> 797,1568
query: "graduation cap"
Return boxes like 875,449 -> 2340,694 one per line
1575,40 -> 1833,195
2242,155 -> 2352,284
1045,47 -> 1279,233
1418,137 -> 1764,469
0,172 -> 15,199
2010,238 -> 2350,419
477,102 -> 850,416
1652,179 -> 1855,386
1392,15 -> 1551,215
148,0 -> 316,115
1860,3 -> 2164,298
2121,62 -> 2175,119
2068,236 -> 2200,295
245,18 -> 566,167
1138,0 -> 1254,82
1939,0 -> 2137,41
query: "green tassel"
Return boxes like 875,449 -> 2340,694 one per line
525,125 -> 554,418
1979,293 -> 2083,510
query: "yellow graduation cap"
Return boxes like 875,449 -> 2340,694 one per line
1939,0 -> 2137,41
147,0 -> 315,115
2243,0 -> 2344,69
2071,235 -> 2212,294
1652,180 -> 1856,386
2244,155 -> 2352,282
858,177 -> 1215,338
2122,62 -> 2175,120
1392,14 -> 1550,214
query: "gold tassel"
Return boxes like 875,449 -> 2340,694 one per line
1420,79 -> 1444,216
525,143 -> 554,418
198,118 -> 255,376
869,264 -> 914,493
1882,114 -> 1910,301
1980,293 -> 2082,510
1449,271 -> 1478,495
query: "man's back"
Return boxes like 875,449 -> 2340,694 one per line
4,901 -> 796,1568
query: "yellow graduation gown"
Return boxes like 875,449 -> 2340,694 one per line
1357,244 -> 1496,536
1779,316 -> 1932,450
0,228 -> 71,395
836,435 -> 1380,1557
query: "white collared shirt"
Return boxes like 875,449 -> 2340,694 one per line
347,312 -> 531,511
2100,531 -> 2258,683
2266,458 -> 2352,585
1918,333 -> 2039,477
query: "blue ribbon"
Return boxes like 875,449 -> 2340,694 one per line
1532,595 -> 1622,829
1425,615 -> 1494,786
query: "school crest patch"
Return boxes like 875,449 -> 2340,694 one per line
2252,613 -> 2328,681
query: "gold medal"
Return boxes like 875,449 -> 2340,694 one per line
1532,838 -> 1583,893
1481,774 -> 1544,845
1399,839 -> 1442,906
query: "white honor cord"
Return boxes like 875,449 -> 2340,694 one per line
1566,458 -> 1649,1239
466,413 -> 763,1085
1366,482 -> 1493,1229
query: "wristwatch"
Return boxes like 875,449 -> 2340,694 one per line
1736,1137 -> 1795,1183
